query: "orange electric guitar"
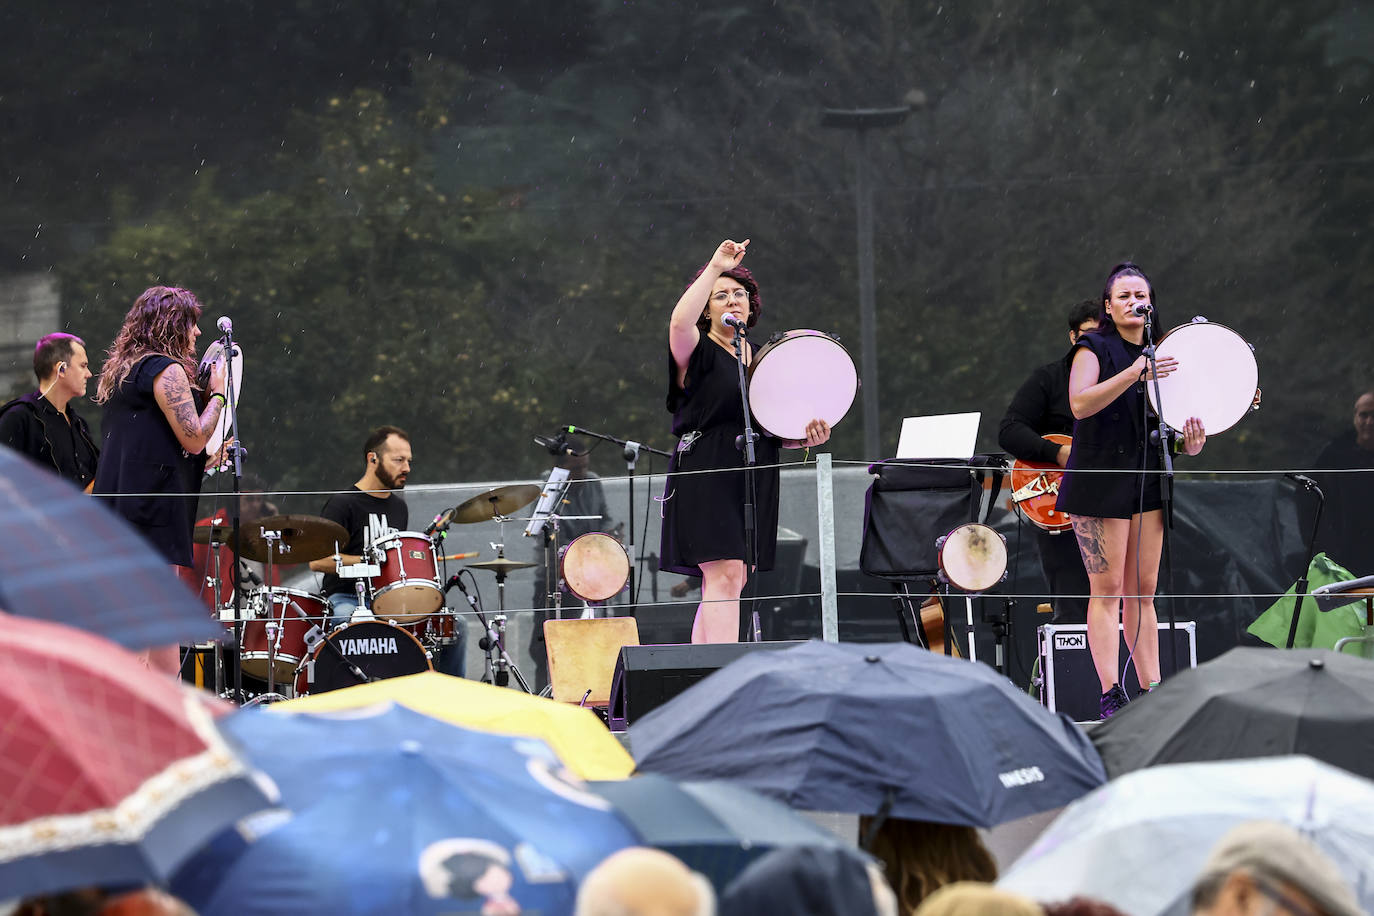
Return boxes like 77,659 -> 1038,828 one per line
1009,433 -> 1072,532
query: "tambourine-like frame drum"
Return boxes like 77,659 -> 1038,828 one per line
560,532 -> 630,603
239,587 -> 328,681
294,619 -> 431,695
747,330 -> 858,441
1147,320 -> 1258,435
369,531 -> 443,622
937,523 -> 1008,593
198,339 -> 243,459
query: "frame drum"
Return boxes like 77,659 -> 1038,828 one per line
937,523 -> 1008,593
1146,320 -> 1258,435
747,330 -> 858,441
560,532 -> 630,603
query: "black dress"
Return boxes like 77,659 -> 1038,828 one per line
659,334 -> 781,577
94,355 -> 205,567
1054,330 -> 1164,519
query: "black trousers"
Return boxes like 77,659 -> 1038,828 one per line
1037,527 -> 1090,623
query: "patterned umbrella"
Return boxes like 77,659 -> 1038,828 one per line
0,614 -> 277,898
0,446 -> 223,649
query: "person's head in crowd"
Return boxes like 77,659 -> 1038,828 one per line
1040,898 -> 1131,916
96,287 -> 204,405
33,332 -> 91,403
860,816 -> 998,915
913,882 -> 1043,916
1066,300 -> 1100,346
12,887 -> 194,916
718,846 -> 897,916
573,847 -> 714,916
1351,391 -> 1374,452
1190,820 -> 1361,916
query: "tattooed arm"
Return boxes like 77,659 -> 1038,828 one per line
153,363 -> 223,455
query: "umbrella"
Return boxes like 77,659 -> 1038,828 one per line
588,773 -> 866,891
1091,647 -> 1374,779
0,614 -> 276,899
998,755 -> 1374,915
173,703 -> 638,916
630,640 -> 1105,827
0,446 -> 222,649
274,670 -> 634,780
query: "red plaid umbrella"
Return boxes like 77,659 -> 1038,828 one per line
0,614 -> 277,899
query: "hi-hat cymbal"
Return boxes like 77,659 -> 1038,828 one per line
450,484 -> 542,524
466,557 -> 537,575
193,519 -> 232,545
239,514 -> 348,564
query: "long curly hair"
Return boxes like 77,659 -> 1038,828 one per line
95,287 -> 204,404
859,816 -> 998,916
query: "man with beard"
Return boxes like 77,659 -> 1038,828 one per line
310,425 -> 414,628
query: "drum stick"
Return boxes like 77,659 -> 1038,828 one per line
441,551 -> 480,561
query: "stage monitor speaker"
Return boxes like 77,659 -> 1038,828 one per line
607,640 -> 806,731
1038,621 -> 1197,721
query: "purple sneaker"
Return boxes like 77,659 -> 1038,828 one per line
1099,684 -> 1130,719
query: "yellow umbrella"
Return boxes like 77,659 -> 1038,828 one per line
272,671 -> 634,780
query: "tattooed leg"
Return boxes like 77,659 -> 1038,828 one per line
1070,514 -> 1131,692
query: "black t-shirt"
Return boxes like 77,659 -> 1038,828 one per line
318,486 -> 409,596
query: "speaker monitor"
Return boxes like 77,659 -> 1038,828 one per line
607,640 -> 807,731
1038,621 -> 1197,721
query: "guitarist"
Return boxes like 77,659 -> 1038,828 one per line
997,301 -> 1098,623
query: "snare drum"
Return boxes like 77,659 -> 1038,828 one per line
294,619 -> 431,695
747,329 -> 858,441
239,588 -> 329,682
1146,320 -> 1258,435
560,532 -> 630,603
937,523 -> 1008,593
369,530 -> 443,622
404,609 -> 461,644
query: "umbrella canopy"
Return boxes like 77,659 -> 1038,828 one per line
0,447 -> 222,649
1092,647 -> 1374,779
998,755 -> 1374,915
274,670 -> 634,780
588,774 -> 866,892
174,704 -> 638,916
0,614 -> 276,898
630,640 -> 1105,827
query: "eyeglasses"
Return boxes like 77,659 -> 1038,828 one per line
710,289 -> 750,304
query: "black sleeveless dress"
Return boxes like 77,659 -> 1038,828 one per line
94,355 -> 205,567
659,334 -> 782,577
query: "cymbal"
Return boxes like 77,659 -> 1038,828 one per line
238,514 -> 349,564
466,557 -> 537,575
193,520 -> 232,545
450,484 -> 542,524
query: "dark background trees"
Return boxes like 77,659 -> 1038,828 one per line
3,0 -> 1371,487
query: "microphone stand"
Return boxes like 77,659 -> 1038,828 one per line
220,327 -> 247,704
564,424 -> 671,614
1142,309 -> 1180,676
446,573 -> 531,693
1283,476 -> 1326,649
726,322 -> 763,642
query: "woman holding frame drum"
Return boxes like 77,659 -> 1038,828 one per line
1054,262 -> 1206,718
660,239 -> 830,643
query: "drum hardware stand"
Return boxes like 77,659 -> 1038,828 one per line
1282,474 -> 1326,649
446,572 -> 531,693
244,527 -> 291,706
1142,310 -> 1182,675
563,424 -> 671,613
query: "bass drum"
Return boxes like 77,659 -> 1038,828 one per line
937,523 -> 1008,593
747,330 -> 858,441
294,620 -> 431,695
1146,320 -> 1258,435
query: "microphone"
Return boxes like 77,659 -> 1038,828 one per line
217,316 -> 233,336
1285,473 -> 1319,490
533,433 -> 576,457
443,573 -> 467,593
424,507 -> 455,536
722,313 -> 747,330
1128,303 -> 1152,317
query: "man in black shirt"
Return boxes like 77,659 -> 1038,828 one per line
0,332 -> 99,489
1312,391 -> 1374,575
998,300 -> 1099,622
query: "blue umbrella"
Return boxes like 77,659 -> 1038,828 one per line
630,640 -> 1106,827
588,774 -> 867,891
0,447 -> 221,649
172,703 -> 638,916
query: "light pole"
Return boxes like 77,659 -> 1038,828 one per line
821,105 -> 911,460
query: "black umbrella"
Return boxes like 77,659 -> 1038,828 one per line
0,447 -> 222,649
1091,647 -> 1374,779
630,640 -> 1106,827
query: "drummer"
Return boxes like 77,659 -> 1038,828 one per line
659,238 -> 831,644
1054,262 -> 1206,719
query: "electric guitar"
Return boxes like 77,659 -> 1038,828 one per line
1009,433 -> 1072,532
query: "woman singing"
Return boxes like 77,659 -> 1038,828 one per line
660,239 -> 830,643
94,286 -> 227,672
1054,262 -> 1205,718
